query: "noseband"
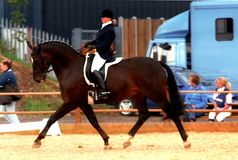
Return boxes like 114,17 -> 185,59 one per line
31,54 -> 52,78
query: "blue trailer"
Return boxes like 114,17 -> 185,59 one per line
146,0 -> 238,88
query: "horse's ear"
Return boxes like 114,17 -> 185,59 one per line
26,40 -> 34,51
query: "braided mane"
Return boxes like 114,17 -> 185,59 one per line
38,40 -> 79,55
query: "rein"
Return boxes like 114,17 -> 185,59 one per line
45,68 -> 54,73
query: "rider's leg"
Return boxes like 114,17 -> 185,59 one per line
91,52 -> 106,89
93,70 -> 106,89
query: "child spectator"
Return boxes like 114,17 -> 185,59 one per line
208,77 -> 232,122
184,74 -> 208,122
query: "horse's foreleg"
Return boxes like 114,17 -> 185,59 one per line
81,104 -> 111,150
123,97 -> 150,149
172,116 -> 191,149
33,104 -> 76,148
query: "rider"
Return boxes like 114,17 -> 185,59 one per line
85,9 -> 115,96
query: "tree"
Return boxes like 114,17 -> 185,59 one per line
7,0 -> 28,25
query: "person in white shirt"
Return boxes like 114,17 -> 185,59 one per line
208,77 -> 232,122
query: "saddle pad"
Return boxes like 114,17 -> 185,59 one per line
83,53 -> 123,86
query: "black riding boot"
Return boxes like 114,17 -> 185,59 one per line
92,70 -> 109,99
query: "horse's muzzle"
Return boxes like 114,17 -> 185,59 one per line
33,74 -> 46,83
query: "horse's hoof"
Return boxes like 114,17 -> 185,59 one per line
123,141 -> 131,149
104,145 -> 112,150
32,141 -> 41,148
184,141 -> 191,149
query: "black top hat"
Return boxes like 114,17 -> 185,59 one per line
101,9 -> 114,19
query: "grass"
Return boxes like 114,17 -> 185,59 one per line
23,97 -> 62,111
2,51 -> 32,68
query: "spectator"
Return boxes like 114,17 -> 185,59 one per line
184,74 -> 208,122
0,59 -> 20,123
208,77 -> 232,122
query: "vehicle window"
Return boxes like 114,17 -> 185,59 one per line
176,71 -> 208,85
216,18 -> 233,41
176,72 -> 189,84
174,76 -> 183,86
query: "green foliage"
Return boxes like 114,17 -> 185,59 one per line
24,97 -> 62,111
0,39 -> 14,54
7,0 -> 28,25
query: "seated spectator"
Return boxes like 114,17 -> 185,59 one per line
208,77 -> 232,122
0,60 -> 20,123
184,74 -> 208,122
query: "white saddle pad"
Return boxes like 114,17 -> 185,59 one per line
83,53 -> 123,86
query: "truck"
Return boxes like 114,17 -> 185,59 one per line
146,0 -> 238,88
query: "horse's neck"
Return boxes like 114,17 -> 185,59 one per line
51,53 -> 85,82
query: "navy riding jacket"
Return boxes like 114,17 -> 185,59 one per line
89,23 -> 115,61
0,69 -> 17,88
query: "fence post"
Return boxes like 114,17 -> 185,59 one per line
71,28 -> 82,50
8,20 -> 12,49
45,32 -> 49,41
146,17 -> 152,42
0,18 -> 3,39
33,29 -> 37,45
42,31 -> 45,42
50,33 -> 53,41
118,17 -> 124,57
54,35 -> 57,40
132,16 -> 138,57
114,26 -> 122,57
38,29 -> 42,44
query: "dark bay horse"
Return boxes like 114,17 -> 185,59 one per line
27,41 -> 191,149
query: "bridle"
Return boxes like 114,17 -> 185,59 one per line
31,53 -> 50,80
31,51 -> 83,77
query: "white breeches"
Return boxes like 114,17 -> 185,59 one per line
208,107 -> 232,122
0,102 -> 20,123
91,52 -> 106,72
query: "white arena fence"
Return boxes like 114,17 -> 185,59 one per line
0,18 -> 70,61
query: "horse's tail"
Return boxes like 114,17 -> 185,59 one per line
159,61 -> 184,118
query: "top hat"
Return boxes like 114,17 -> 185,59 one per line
101,9 -> 114,19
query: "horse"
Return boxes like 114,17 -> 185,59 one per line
26,40 -> 191,149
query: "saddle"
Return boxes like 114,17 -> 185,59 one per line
83,53 -> 123,87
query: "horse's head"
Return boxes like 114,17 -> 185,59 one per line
27,41 -> 51,83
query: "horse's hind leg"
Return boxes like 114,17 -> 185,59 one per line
80,104 -> 111,150
171,115 -> 191,149
123,95 -> 150,149
33,103 -> 77,148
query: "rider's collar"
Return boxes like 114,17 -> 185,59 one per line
101,21 -> 112,30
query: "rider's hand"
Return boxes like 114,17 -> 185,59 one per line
80,47 -> 88,55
